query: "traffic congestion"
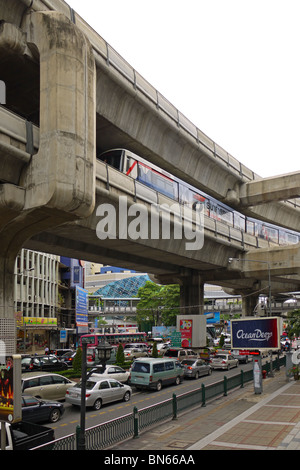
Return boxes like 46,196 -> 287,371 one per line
18,329 -> 290,433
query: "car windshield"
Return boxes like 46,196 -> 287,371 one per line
131,362 -> 150,373
75,380 -> 97,390
215,355 -> 227,359
166,350 -> 179,357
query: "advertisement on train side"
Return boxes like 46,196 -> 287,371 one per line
231,316 -> 282,351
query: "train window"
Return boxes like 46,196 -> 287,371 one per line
138,162 -> 178,200
246,219 -> 255,235
218,206 -> 233,226
126,157 -> 138,178
98,150 -> 123,171
179,185 -> 205,210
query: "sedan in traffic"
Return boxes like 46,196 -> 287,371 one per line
181,358 -> 212,379
65,377 -> 132,410
21,395 -> 65,423
90,365 -> 130,383
123,347 -> 148,361
210,353 -> 238,370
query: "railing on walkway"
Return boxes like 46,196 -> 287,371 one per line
32,355 -> 285,451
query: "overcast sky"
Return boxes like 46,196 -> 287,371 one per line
67,0 -> 300,178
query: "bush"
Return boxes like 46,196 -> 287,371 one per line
116,344 -> 125,366
72,347 -> 82,374
219,334 -> 225,348
152,342 -> 158,358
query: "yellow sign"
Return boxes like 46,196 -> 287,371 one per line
23,317 -> 57,326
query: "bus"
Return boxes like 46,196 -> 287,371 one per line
80,331 -> 147,348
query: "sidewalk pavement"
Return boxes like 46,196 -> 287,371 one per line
111,369 -> 300,451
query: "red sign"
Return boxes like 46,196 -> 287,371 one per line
238,350 -> 260,356
179,319 -> 193,348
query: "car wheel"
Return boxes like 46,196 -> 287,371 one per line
175,376 -> 181,385
123,391 -> 131,402
156,381 -> 162,391
93,398 -> 102,410
49,408 -> 61,423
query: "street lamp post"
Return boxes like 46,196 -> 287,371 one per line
228,257 -> 274,377
228,258 -> 272,316
76,339 -> 112,450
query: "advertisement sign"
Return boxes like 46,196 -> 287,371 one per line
176,315 -> 206,348
76,286 -> 88,326
179,319 -> 193,347
231,317 -> 281,350
0,354 -> 21,423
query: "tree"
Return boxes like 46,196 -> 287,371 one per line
73,347 -> 82,374
136,281 -> 180,328
116,343 -> 125,366
152,342 -> 158,358
286,309 -> 300,339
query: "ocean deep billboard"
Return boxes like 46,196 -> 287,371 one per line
231,317 -> 281,350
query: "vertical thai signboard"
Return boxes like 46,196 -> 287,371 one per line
76,286 -> 89,334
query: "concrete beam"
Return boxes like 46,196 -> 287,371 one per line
228,244 -> 300,277
239,172 -> 300,207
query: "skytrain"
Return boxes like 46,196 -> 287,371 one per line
98,148 -> 299,246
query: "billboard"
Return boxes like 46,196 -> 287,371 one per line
231,317 -> 281,350
176,315 -> 206,348
76,286 -> 88,327
0,354 -> 21,423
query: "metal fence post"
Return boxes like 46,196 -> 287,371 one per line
201,383 -> 206,407
224,375 -> 228,396
240,369 -> 244,388
133,406 -> 139,439
172,393 -> 178,420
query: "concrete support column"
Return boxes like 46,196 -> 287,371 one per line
180,271 -> 204,315
241,292 -> 260,316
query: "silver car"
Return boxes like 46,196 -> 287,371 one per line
123,347 -> 148,360
65,377 -> 132,410
91,365 -> 130,383
210,353 -> 238,370
181,358 -> 212,379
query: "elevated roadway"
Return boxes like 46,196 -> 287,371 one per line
0,0 -> 300,326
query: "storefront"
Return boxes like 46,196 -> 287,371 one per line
16,316 -> 58,354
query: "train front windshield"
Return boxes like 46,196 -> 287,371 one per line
99,150 -> 123,170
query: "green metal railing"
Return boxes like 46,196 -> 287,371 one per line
33,356 -> 285,451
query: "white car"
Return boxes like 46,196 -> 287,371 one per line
91,365 -> 130,383
65,377 -> 132,410
210,353 -> 238,370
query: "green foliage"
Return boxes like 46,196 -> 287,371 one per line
286,309 -> 300,338
72,347 -> 82,374
136,281 -> 180,327
152,342 -> 158,358
219,334 -> 225,348
116,343 -> 125,366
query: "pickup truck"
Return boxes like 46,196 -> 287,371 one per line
2,421 -> 55,450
